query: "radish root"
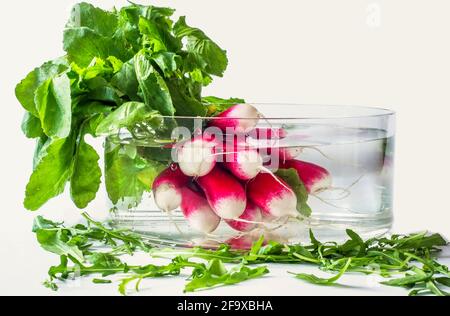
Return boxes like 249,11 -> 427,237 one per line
163,208 -> 186,238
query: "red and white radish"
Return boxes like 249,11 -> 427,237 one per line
152,164 -> 191,212
196,166 -> 247,219
176,135 -> 218,177
225,202 -> 262,232
280,160 -> 332,194
222,142 -> 264,180
247,173 -> 298,218
208,103 -> 260,133
180,186 -> 220,234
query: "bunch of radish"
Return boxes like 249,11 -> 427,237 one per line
152,103 -> 332,235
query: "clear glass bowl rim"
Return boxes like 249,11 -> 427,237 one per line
158,103 -> 395,120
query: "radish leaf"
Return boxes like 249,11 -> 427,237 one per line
276,168 -> 312,217
13,1 -> 241,212
134,52 -> 175,116
105,145 -> 165,206
70,140 -> 101,209
290,258 -> 352,286
174,16 -> 228,77
35,73 -> 72,139
16,58 -> 69,116
110,60 -> 140,101
24,135 -> 76,211
95,102 -> 160,136
21,112 -> 44,139
184,263 -> 269,293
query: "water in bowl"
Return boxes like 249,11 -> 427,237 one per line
107,122 -> 394,246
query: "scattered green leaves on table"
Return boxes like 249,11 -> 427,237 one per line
289,258 -> 352,286
33,214 -> 449,296
184,259 -> 269,293
34,214 -> 269,295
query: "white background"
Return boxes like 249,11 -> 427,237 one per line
0,0 -> 449,296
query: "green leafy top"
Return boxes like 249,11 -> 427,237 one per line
16,2 -> 235,211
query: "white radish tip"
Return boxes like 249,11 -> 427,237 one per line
231,104 -> 260,133
214,198 -> 246,219
266,192 -> 298,218
177,139 -> 216,177
236,150 -> 263,179
154,184 -> 182,212
189,207 -> 221,233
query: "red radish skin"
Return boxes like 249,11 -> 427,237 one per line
152,165 -> 191,212
196,167 -> 247,219
249,127 -> 287,140
247,173 -> 298,218
223,142 -> 264,180
280,160 -> 332,194
177,135 -> 218,177
208,104 -> 260,133
180,187 -> 220,234
225,203 -> 262,232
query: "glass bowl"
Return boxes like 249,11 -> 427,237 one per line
104,104 -> 395,247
